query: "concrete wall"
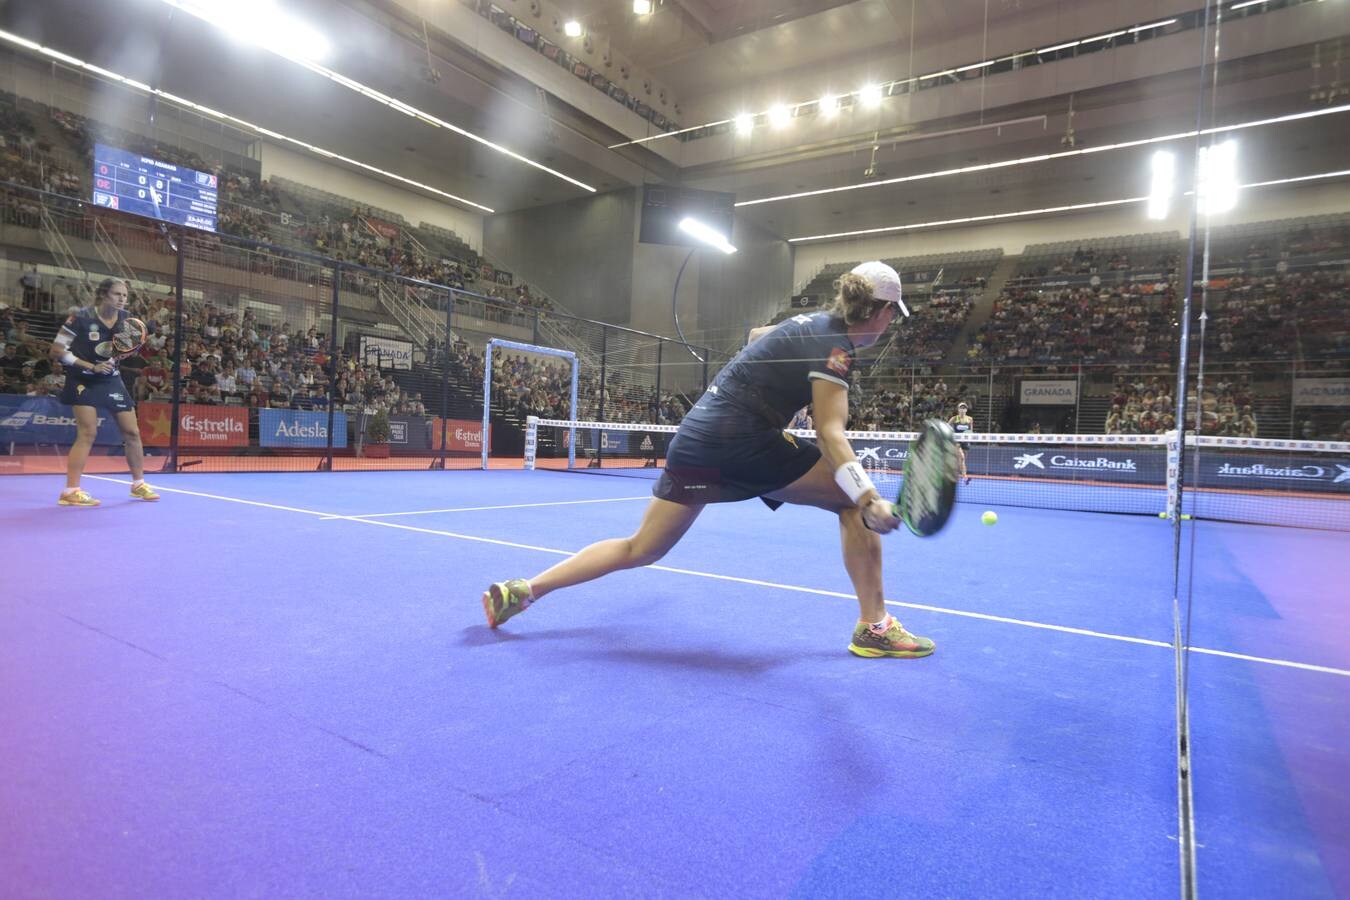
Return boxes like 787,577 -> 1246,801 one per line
483,188 -> 637,325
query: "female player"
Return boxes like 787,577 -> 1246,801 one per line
483,262 -> 935,659
948,401 -> 973,484
48,277 -> 159,506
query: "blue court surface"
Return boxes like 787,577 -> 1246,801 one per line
2,470 -> 1345,898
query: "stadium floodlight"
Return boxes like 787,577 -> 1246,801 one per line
768,104 -> 792,128
859,83 -> 884,107
165,0 -> 329,62
564,20 -> 583,37
633,0 -> 653,14
1147,150 -> 1175,220
818,93 -> 839,117
1198,140 -> 1239,215
733,112 -> 755,134
678,217 -> 737,254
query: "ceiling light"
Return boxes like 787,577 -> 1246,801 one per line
818,93 -> 839,117
768,104 -> 792,128
859,84 -> 884,107
1198,140 -> 1239,215
633,0 -> 653,14
678,217 -> 737,254
1147,150 -> 1175,220
164,0 -> 329,61
734,112 -> 754,134
563,20 -> 583,37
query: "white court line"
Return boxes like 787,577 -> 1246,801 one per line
86,475 -> 1350,678
320,495 -> 652,520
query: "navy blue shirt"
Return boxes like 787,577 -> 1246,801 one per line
687,312 -> 856,430
58,306 -> 129,384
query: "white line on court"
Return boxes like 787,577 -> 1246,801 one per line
86,475 -> 1350,679
318,495 -> 652,520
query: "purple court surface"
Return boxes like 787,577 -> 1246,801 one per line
2,470 -> 1346,898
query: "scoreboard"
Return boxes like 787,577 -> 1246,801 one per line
92,143 -> 218,232
638,184 -> 735,248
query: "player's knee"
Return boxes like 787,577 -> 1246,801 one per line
626,536 -> 669,567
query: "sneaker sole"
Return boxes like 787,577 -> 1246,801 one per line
847,642 -> 935,659
131,494 -> 160,501
57,499 -> 100,507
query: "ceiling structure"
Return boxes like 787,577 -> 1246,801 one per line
1,0 -> 1346,243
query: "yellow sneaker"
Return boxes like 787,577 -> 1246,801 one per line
130,482 -> 161,501
57,489 -> 100,507
848,615 -> 936,658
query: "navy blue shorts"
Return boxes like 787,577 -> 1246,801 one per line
653,422 -> 821,508
60,376 -> 135,414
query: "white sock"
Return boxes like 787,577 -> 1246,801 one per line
868,614 -> 891,632
132,479 -> 145,488
61,486 -> 79,496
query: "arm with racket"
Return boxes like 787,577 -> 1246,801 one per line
812,376 -> 901,534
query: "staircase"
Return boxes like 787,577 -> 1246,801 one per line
37,205 -> 92,304
945,254 -> 1019,365
92,217 -> 141,287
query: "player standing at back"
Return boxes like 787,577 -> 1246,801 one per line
48,277 -> 160,507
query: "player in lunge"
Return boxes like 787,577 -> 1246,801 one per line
483,262 -> 936,659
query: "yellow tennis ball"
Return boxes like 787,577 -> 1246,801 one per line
981,510 -> 998,526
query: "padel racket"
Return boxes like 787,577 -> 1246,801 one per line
893,419 -> 961,536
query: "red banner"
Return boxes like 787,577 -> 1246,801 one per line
367,217 -> 400,240
138,403 -> 249,448
432,418 -> 490,452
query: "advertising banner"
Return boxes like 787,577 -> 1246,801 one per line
359,335 -> 413,370
1019,380 -> 1078,405
138,402 -> 247,448
1292,378 -> 1350,408
259,408 -> 347,448
383,415 -> 432,451
0,396 -> 123,445
433,418 -> 489,452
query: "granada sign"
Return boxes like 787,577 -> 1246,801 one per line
138,402 -> 247,448
1020,380 -> 1078,405
1293,378 -> 1350,408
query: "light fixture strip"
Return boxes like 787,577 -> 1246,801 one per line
0,27 -> 497,213
787,168 -> 1350,243
159,0 -> 596,193
736,103 -> 1350,208
610,9 -> 1225,149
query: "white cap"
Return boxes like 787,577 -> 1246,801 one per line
850,261 -> 908,316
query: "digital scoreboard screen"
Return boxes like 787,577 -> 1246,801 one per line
638,184 -> 735,248
92,143 -> 218,232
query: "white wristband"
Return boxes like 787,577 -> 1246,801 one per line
60,351 -> 78,366
834,461 -> 877,505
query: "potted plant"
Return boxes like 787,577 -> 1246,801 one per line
365,408 -> 392,458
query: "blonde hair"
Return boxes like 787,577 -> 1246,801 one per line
829,272 -> 888,326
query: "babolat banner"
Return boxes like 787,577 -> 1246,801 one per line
0,396 -> 123,445
259,408 -> 347,448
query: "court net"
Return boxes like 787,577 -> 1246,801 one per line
524,417 -> 1350,531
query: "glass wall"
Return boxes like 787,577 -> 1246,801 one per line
1183,1 -> 1350,896
0,183 -> 710,476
